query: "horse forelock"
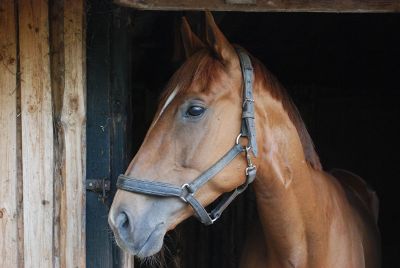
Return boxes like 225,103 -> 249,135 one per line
158,50 -> 224,108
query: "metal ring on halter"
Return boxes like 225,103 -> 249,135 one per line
235,133 -> 252,149
180,183 -> 192,202
210,214 -> 220,224
236,133 -> 249,145
235,133 -> 243,145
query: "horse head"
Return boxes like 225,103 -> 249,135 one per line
108,11 -> 320,259
108,12 -> 258,258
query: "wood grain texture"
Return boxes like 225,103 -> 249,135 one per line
19,0 -> 54,267
115,0 -> 400,12
60,0 -> 86,267
0,1 -> 19,267
49,0 -> 65,267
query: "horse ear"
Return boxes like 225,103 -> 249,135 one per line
204,11 -> 237,66
181,17 -> 206,58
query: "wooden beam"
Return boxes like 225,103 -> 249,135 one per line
115,0 -> 400,12
19,0 -> 54,267
0,1 -> 19,267
60,0 -> 86,267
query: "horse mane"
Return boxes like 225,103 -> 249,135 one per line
250,56 -> 322,171
159,49 -> 322,171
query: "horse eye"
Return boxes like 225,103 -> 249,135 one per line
187,106 -> 205,117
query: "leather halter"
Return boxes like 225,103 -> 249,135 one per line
117,48 -> 257,225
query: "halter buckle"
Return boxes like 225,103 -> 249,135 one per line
209,212 -> 221,224
243,98 -> 254,108
180,183 -> 193,202
245,146 -> 254,167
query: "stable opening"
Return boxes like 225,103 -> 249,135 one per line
86,6 -> 399,267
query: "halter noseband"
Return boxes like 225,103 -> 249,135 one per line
116,48 -> 257,225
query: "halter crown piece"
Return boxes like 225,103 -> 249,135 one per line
117,48 -> 257,225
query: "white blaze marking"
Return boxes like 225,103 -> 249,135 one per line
159,86 -> 179,117
148,86 -> 179,132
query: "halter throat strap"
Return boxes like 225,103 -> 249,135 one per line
116,48 -> 257,225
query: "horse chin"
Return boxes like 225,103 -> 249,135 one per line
115,222 -> 167,259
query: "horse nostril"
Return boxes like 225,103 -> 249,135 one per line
116,211 -> 130,232
121,215 -> 129,229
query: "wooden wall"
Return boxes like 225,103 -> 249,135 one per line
0,0 -> 86,267
116,0 -> 400,12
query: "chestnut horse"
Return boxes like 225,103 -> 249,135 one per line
109,12 -> 380,267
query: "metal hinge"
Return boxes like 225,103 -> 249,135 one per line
86,179 -> 111,201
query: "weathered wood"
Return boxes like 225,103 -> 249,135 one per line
115,0 -> 400,12
49,0 -> 65,267
0,1 -> 19,267
59,0 -> 86,267
19,0 -> 54,267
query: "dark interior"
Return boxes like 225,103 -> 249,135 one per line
86,3 -> 400,267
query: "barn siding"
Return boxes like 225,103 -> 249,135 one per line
60,0 -> 87,267
0,0 -> 86,267
0,1 -> 20,267
19,0 -> 54,266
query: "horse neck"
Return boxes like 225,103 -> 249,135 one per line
252,88 -> 327,266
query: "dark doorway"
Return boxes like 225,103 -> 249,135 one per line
86,3 -> 400,267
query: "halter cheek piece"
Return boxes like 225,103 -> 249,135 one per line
117,48 -> 257,225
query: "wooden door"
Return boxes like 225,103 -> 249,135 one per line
86,2 -> 134,267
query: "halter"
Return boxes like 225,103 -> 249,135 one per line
117,48 -> 257,225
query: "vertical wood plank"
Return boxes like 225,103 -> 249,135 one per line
0,1 -> 19,267
60,0 -> 86,267
19,0 -> 54,267
49,0 -> 65,266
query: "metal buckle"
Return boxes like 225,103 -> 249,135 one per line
245,165 -> 256,176
245,146 -> 254,167
209,212 -> 220,224
180,183 -> 193,202
245,146 -> 256,180
242,98 -> 254,108
236,136 -> 256,176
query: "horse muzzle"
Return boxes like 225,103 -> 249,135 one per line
108,204 -> 167,258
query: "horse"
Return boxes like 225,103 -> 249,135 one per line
108,12 -> 381,267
